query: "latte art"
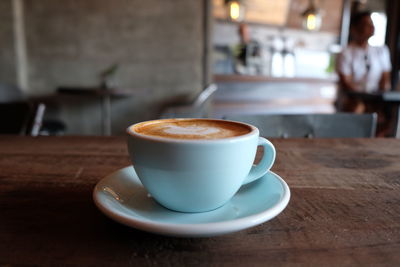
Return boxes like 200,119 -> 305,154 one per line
133,119 -> 252,140
163,125 -> 220,136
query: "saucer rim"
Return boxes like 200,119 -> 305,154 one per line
93,166 -> 290,237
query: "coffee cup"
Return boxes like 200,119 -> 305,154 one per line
127,118 -> 275,213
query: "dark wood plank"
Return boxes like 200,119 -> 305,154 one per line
0,136 -> 399,266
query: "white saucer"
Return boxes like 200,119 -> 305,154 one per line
93,166 -> 290,237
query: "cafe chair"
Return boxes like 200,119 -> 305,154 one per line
0,101 -> 46,136
223,113 -> 377,138
159,83 -> 218,119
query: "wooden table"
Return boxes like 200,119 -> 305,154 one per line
1,136 -> 400,266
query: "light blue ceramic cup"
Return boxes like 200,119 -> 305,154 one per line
127,118 -> 276,213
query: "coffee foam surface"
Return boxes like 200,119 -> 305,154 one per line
163,125 -> 220,136
134,119 -> 251,140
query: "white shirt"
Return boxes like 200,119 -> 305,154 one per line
336,44 -> 391,93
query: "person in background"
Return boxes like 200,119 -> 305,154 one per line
335,11 -> 392,135
234,23 -> 262,75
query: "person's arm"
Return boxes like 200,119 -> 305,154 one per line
336,49 -> 360,92
378,46 -> 392,92
378,71 -> 391,92
338,72 -> 359,92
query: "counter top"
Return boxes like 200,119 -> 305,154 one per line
214,74 -> 338,83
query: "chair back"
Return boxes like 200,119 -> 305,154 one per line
0,101 -> 45,136
160,84 -> 218,118
192,83 -> 218,108
223,113 -> 377,138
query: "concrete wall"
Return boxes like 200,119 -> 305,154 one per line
0,0 -> 208,135
24,0 -> 204,95
0,0 -> 16,86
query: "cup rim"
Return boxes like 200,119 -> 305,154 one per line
126,118 -> 258,144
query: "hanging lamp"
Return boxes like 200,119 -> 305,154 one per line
225,0 -> 245,22
302,0 -> 322,31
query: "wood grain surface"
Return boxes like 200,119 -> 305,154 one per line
1,136 -> 399,266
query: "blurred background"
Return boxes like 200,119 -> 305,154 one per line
0,0 -> 399,135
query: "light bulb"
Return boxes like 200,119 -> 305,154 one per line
229,1 -> 241,21
306,14 -> 317,30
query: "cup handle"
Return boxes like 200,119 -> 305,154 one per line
242,137 -> 276,185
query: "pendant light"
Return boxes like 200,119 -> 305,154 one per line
225,0 -> 245,22
302,0 -> 322,31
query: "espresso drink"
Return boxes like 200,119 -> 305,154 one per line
133,119 -> 252,140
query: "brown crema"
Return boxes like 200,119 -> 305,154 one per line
133,119 -> 252,140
